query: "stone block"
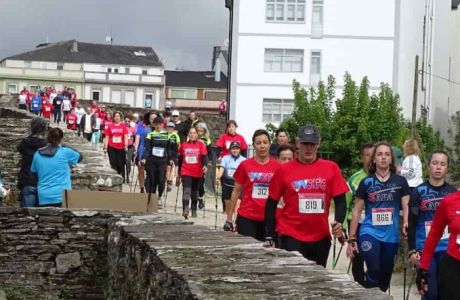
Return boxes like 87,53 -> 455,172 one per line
55,252 -> 82,274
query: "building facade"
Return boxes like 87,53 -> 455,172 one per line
227,0 -> 455,142
0,40 -> 164,109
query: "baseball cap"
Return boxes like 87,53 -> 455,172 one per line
297,124 -> 320,144
171,110 -> 180,117
229,141 -> 241,149
166,121 -> 175,127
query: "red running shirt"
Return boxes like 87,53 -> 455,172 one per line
233,158 -> 281,222
179,141 -> 207,178
269,159 -> 349,242
106,123 -> 128,150
103,120 -> 113,135
66,113 -> 78,130
420,192 -> 460,269
216,133 -> 248,157
41,103 -> 53,118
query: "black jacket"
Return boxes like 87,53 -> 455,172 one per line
80,114 -> 97,133
17,135 -> 47,188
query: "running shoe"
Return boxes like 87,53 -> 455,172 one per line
198,198 -> 205,209
182,209 -> 189,220
157,197 -> 163,207
223,221 -> 234,232
191,209 -> 197,218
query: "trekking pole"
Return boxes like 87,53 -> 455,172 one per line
174,183 -> 180,213
332,237 -> 337,268
405,266 -> 416,300
403,239 -> 408,300
163,175 -> 169,209
333,243 -> 344,269
214,186 -> 219,230
347,260 -> 352,274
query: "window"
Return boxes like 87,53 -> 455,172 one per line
265,49 -> 303,72
263,99 -> 294,123
266,0 -> 305,22
125,67 -> 130,74
57,63 -> 64,70
7,84 -> 17,94
114,68 -> 119,74
142,69 -> 148,75
42,63 -> 47,69
144,93 -> 154,108
310,51 -> 322,85
92,91 -> 101,101
107,67 -> 112,73
311,0 -> 324,37
29,85 -> 38,93
24,61 -> 32,68
205,91 -> 227,100
169,88 -> 197,99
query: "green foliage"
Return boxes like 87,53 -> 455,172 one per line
267,73 -> 447,177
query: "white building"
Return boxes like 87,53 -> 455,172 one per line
0,40 -> 164,109
226,0 -> 456,142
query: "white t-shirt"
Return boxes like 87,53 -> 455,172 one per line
18,94 -> 27,105
50,92 -> 57,101
84,114 -> 92,133
62,99 -> 71,111
400,154 -> 423,187
75,108 -> 85,123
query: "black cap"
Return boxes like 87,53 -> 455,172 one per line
153,116 -> 163,124
229,141 -> 241,149
297,124 -> 320,144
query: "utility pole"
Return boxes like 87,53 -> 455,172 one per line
411,55 -> 419,139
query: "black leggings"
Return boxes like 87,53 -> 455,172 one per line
439,254 -> 460,300
198,175 -> 205,198
182,175 -> 200,211
107,146 -> 126,180
146,160 -> 167,197
235,215 -> 265,242
278,235 -> 331,267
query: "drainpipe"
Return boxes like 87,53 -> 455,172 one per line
225,0 -> 233,121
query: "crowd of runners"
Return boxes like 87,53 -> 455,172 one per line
3,92 -> 460,299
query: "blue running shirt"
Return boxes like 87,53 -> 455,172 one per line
356,173 -> 410,243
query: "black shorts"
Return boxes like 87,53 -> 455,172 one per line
278,235 -> 331,267
235,215 -> 265,242
221,184 -> 233,201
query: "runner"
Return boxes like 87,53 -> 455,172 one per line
176,127 -> 208,219
62,97 -> 72,120
417,184 -> 460,299
142,116 -> 175,206
41,99 -> 53,121
91,112 -> 102,149
265,125 -> 348,267
346,141 -> 410,291
17,118 -> 47,207
269,129 -> 290,157
74,103 -> 85,137
400,139 -> 423,192
408,150 -> 456,300
134,112 -> 154,193
217,141 -> 246,231
196,122 -> 212,210
226,129 -> 280,241
101,112 -> 113,144
171,110 -> 187,142
166,121 -> 180,192
124,115 -> 136,184
216,120 -> 248,158
345,143 -> 374,286
65,108 -> 78,131
31,92 -> 42,115
30,128 -> 82,207
52,94 -> 63,124
276,144 -> 295,163
103,112 -> 129,182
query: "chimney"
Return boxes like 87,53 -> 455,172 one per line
71,41 -> 78,53
214,59 -> 221,82
212,46 -> 221,70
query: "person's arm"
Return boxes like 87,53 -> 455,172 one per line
346,198 -> 365,258
408,205 -> 418,252
216,166 -> 224,186
401,194 -> 410,236
143,135 -> 151,160
264,197 -> 278,240
227,183 -> 242,221
103,128 -> 109,152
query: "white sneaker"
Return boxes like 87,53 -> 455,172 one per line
157,197 -> 163,207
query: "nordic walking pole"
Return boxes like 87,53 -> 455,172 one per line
405,266 -> 416,300
347,260 -> 352,274
332,237 -> 337,268
214,187 -> 219,230
174,183 -> 180,213
403,238 -> 409,300
333,243 -> 344,269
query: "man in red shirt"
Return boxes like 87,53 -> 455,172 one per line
265,124 -> 349,267
41,99 -> 54,120
66,108 -> 78,131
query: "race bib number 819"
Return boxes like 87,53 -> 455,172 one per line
298,193 -> 325,214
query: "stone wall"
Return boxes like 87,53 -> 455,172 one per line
0,207 -> 391,300
0,98 -> 122,203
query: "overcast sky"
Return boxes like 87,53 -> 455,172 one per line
0,0 -> 229,71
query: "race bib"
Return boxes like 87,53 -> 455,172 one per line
33,103 -> 38,108
457,234 -> 460,245
185,155 -> 198,164
298,193 -> 325,214
112,136 -> 122,143
425,221 -> 449,240
68,120 -> 74,124
45,107 -> 50,112
371,208 -> 393,226
227,169 -> 235,178
56,101 -> 61,105
152,147 -> 165,157
252,184 -> 269,199
226,141 -> 232,149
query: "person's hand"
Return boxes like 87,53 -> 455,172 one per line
416,268 -> 429,296
103,147 -> 107,154
402,223 -> 408,237
202,166 -> 207,174
331,221 -> 343,238
169,160 -> 175,166
216,178 -> 221,186
124,146 -> 128,152
409,251 -> 420,265
141,159 -> 146,166
176,177 -> 181,187
346,240 -> 359,258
